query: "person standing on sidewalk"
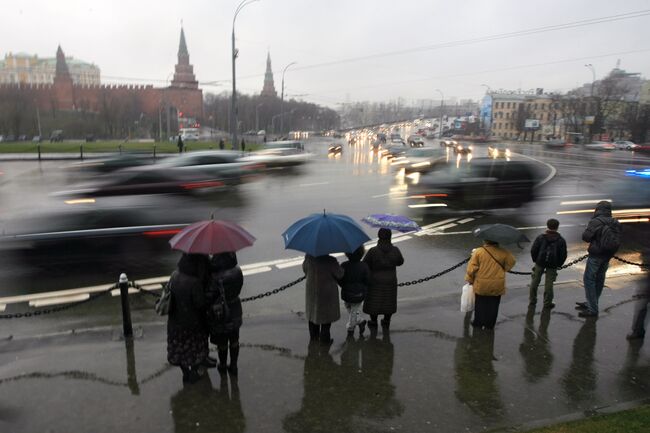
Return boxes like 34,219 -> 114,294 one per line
206,252 -> 244,375
529,218 -> 567,310
303,254 -> 344,344
627,249 -> 649,340
177,135 -> 184,153
465,240 -> 516,329
338,246 -> 370,338
363,228 -> 405,330
167,253 -> 210,383
577,201 -> 621,318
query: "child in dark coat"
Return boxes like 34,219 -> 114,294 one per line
339,246 -> 370,337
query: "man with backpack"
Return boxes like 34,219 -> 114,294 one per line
529,218 -> 567,310
578,200 -> 622,318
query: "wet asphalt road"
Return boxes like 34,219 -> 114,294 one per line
0,135 -> 649,321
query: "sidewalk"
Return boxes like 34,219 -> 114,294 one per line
0,275 -> 648,433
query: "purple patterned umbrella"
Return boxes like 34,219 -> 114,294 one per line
362,214 -> 420,233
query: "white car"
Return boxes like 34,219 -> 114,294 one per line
585,141 -> 616,151
614,140 -> 639,150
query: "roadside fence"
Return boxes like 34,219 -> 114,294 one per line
0,254 -> 646,324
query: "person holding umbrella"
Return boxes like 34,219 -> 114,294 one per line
283,211 -> 370,344
168,218 -> 256,376
166,253 -> 211,384
465,224 -> 519,329
303,253 -> 345,344
360,214 -> 416,331
207,252 -> 244,375
363,228 -> 405,330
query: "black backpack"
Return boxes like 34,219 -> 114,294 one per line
538,236 -> 559,268
598,218 -> 622,254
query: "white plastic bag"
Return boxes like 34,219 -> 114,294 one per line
460,283 -> 475,313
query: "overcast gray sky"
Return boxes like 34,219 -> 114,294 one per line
3,0 -> 650,107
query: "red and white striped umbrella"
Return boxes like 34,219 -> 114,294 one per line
169,219 -> 255,254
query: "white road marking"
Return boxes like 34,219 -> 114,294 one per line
457,217 -> 475,224
540,193 -> 606,199
514,152 -> 557,187
414,223 -> 458,236
298,181 -> 330,187
560,199 -> 611,206
111,288 -> 139,297
276,259 -> 304,270
0,304 -> 5,312
243,266 -> 273,276
29,294 -> 90,307
420,218 -> 458,230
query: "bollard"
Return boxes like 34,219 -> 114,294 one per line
153,144 -> 156,159
80,144 -> 84,160
119,273 -> 133,339
37,143 -> 41,161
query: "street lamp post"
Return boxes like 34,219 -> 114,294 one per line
585,64 -> 596,141
280,61 -> 297,136
585,64 -> 596,97
255,103 -> 264,131
435,89 -> 444,138
231,0 -> 259,150
481,84 -> 491,136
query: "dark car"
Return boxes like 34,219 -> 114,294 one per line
408,158 -> 537,210
453,143 -> 473,155
66,153 -> 153,175
407,135 -> 425,147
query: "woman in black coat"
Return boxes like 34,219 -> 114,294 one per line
206,252 -> 244,375
363,228 -> 404,329
167,253 -> 210,383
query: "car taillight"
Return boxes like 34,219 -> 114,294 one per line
244,163 -> 265,170
142,229 -> 182,237
181,180 -> 225,190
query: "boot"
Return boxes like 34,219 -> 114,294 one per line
228,343 -> 239,376
358,320 -> 366,336
217,347 -> 228,374
319,324 -> 333,345
308,322 -> 320,341
180,366 -> 191,383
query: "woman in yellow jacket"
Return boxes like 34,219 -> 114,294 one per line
464,240 -> 516,329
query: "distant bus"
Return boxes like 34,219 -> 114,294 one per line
180,128 -> 200,141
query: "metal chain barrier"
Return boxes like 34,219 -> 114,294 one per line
1,252 -> 644,321
0,285 -> 116,320
398,257 -> 471,287
613,255 -> 650,269
507,254 -> 590,275
240,276 -> 306,303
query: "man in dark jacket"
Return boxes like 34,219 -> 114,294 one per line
529,218 -> 567,310
578,200 -> 621,317
177,135 -> 184,153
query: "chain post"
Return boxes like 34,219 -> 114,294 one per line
119,273 -> 133,339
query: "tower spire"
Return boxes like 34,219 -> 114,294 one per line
261,50 -> 277,97
171,25 -> 198,89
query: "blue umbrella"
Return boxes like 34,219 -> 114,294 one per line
362,213 -> 420,233
283,211 -> 371,256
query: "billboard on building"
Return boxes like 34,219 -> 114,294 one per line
584,116 -> 595,125
525,119 -> 540,129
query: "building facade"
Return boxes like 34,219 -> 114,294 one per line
0,27 -> 203,133
488,90 -> 562,139
0,52 -> 100,86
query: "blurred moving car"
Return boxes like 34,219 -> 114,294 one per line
408,158 -> 537,210
50,130 -> 64,142
614,140 -> 639,150
60,151 -> 263,198
389,132 -> 402,142
0,196 -> 206,267
544,139 -> 567,148
391,147 -> 445,173
585,141 -> 616,151
453,143 -> 472,155
380,144 -> 408,159
328,144 -> 343,155
407,135 -> 425,147
242,140 -> 310,168
487,145 -> 511,159
440,139 -> 458,148
557,171 -> 650,223
66,153 -> 153,175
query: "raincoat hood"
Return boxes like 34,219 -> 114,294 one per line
593,201 -> 612,218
